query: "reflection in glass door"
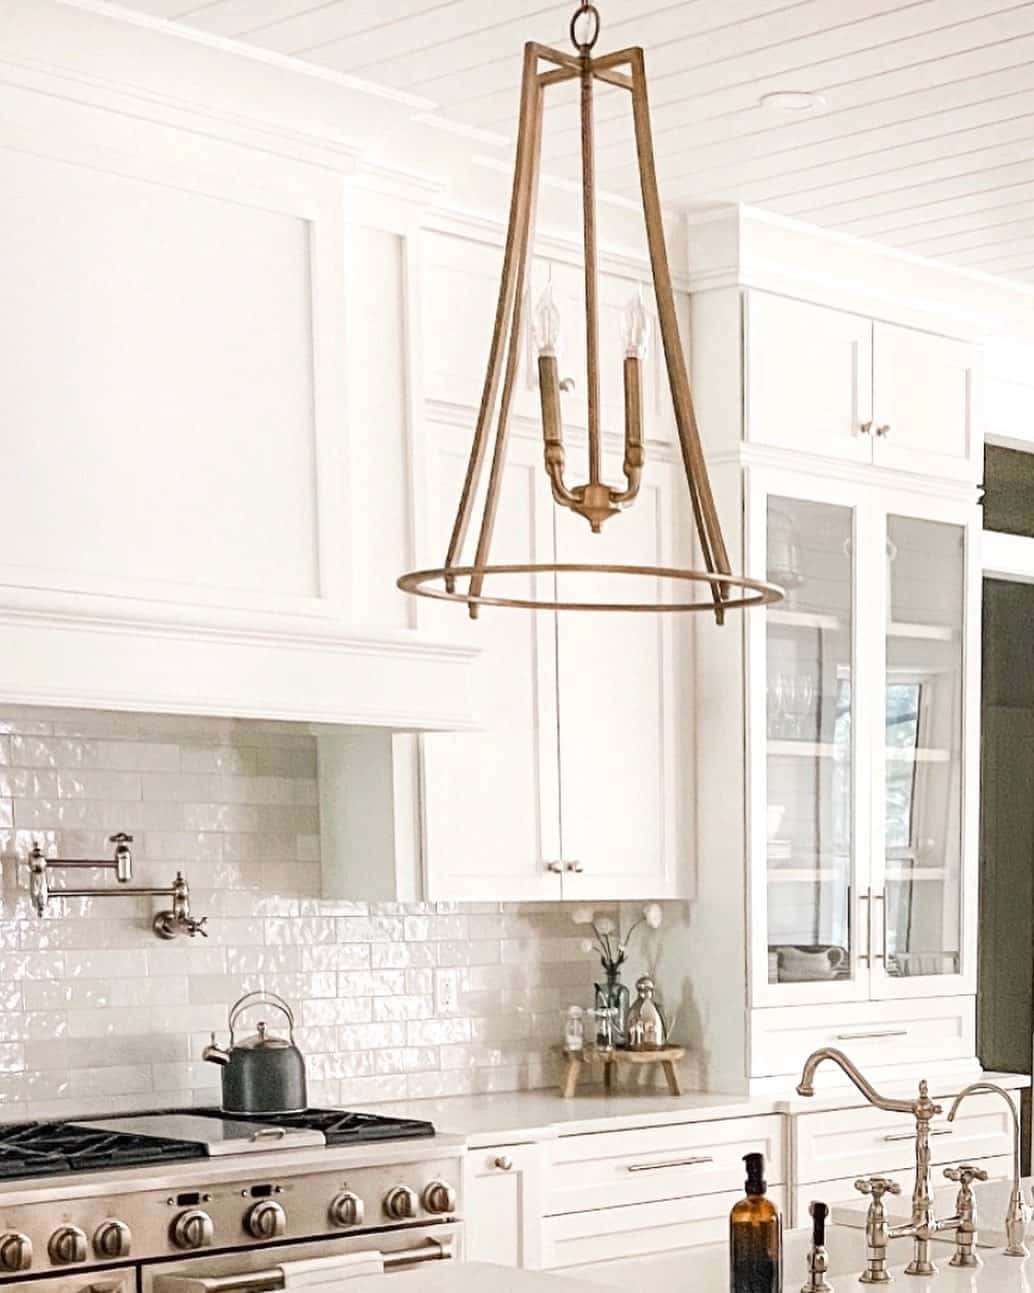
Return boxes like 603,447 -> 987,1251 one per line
882,515 -> 964,980
765,497 -> 854,986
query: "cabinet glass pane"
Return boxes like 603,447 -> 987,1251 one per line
883,515 -> 964,978
983,444 -> 1034,538
766,498 -> 853,985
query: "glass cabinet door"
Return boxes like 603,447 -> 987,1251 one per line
764,496 -> 856,990
876,514 -> 966,988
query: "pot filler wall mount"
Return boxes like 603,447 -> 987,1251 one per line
26,832 -> 208,940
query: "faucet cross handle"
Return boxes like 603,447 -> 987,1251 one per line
944,1164 -> 988,1189
856,1177 -> 902,1201
855,1178 -> 901,1285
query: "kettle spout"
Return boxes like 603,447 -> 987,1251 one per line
202,1032 -> 231,1066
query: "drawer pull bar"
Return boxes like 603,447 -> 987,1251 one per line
883,1128 -> 954,1143
836,1030 -> 908,1041
626,1155 -> 715,1173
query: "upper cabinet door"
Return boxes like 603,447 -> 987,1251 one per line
744,293 -> 873,464
552,450 -> 691,901
419,428 -> 563,902
750,474 -> 871,1007
871,324 -> 981,482
870,501 -> 979,1000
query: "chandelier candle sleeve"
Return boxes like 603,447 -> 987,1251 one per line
397,2 -> 783,617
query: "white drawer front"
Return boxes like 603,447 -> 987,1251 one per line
795,1092 -> 1017,1186
546,1115 -> 784,1214
751,998 -> 975,1078
796,1154 -> 1012,1226
542,1185 -> 787,1269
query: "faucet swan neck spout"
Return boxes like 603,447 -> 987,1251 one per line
796,1048 -> 938,1117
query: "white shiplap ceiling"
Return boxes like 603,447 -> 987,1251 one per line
115,0 -> 1034,284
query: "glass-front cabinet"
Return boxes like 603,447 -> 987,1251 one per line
748,470 -> 978,1006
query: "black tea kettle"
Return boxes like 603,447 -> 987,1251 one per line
203,991 -> 307,1115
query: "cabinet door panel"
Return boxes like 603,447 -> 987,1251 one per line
745,293 -> 873,462
552,452 -> 690,899
419,429 -> 562,901
871,506 -> 977,999
463,1144 -> 543,1269
872,324 -> 980,481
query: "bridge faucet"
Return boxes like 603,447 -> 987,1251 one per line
797,1048 -> 943,1276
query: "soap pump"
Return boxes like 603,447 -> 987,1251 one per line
730,1152 -> 783,1293
801,1201 -> 832,1293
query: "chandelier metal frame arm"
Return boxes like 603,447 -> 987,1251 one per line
398,11 -> 784,619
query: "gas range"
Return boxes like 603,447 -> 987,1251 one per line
0,1107 -> 463,1288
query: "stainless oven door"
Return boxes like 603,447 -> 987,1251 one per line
8,1270 -> 135,1293
144,1224 -> 461,1292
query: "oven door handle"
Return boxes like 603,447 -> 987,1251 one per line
154,1238 -> 456,1291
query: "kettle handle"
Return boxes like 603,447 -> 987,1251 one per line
228,991 -> 296,1044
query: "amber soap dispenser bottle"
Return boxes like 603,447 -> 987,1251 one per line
730,1152 -> 783,1293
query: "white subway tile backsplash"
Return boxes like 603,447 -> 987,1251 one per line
0,705 -> 617,1117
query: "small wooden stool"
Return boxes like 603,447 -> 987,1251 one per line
559,1046 -> 686,1098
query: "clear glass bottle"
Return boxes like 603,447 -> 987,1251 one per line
564,1006 -> 585,1053
730,1153 -> 782,1293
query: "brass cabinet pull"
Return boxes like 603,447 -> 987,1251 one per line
545,861 -> 563,873
627,1155 -> 714,1173
494,1155 -> 514,1171
837,1030 -> 908,1041
565,860 -> 584,872
860,420 -> 874,436
876,424 -> 891,437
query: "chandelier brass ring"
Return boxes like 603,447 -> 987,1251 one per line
398,564 -> 784,614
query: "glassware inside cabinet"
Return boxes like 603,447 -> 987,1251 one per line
765,497 -> 854,985
882,515 -> 964,979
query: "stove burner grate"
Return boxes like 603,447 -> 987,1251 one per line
0,1120 -> 206,1181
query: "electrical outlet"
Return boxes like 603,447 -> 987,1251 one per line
435,969 -> 460,1016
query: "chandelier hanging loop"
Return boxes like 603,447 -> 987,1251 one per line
397,1 -> 783,618
570,2 -> 601,53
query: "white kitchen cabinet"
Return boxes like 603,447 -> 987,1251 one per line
462,1143 -> 544,1270
744,293 -> 981,483
748,471 -> 980,1020
414,429 -> 691,902
745,293 -> 873,464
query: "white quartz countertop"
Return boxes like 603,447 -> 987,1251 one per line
356,1072 -> 1029,1147
338,1261 -> 603,1291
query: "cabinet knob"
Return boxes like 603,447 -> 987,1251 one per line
564,860 -> 584,873
876,423 -> 891,437
859,420 -> 873,436
545,861 -> 563,873
494,1155 -> 514,1171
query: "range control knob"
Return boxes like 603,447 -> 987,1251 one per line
94,1220 -> 132,1260
49,1225 -> 87,1265
245,1200 -> 287,1241
383,1185 -> 419,1221
422,1180 -> 458,1216
329,1191 -> 365,1229
0,1232 -> 32,1272
170,1209 -> 215,1251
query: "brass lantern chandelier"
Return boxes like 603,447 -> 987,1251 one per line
398,2 -> 783,619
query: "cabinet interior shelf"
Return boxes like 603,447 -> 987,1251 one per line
768,740 -> 950,763
768,608 -> 957,641
767,863 -> 948,882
